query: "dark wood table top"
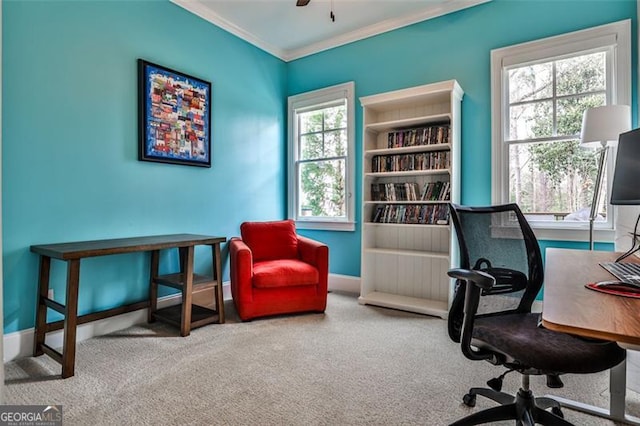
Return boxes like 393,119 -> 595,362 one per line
31,234 -> 226,260
542,248 -> 640,347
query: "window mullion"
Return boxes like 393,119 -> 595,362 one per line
295,113 -> 301,219
298,155 -> 347,164
321,111 -> 326,158
296,113 -> 302,161
552,61 -> 557,136
506,135 -> 580,145
509,89 -> 607,108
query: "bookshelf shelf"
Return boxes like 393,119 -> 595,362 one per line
357,292 -> 448,318
364,247 -> 450,259
358,80 -> 463,317
365,170 -> 449,178
364,200 -> 448,205
363,222 -> 451,230
364,143 -> 451,156
365,113 -> 452,133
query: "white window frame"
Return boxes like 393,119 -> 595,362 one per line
491,20 -> 631,242
287,82 -> 356,231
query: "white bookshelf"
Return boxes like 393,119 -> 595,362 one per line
358,80 -> 463,319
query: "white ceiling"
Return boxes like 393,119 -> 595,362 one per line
171,0 -> 491,61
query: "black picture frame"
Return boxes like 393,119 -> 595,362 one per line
138,59 -> 212,167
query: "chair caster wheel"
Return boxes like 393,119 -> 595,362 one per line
463,393 -> 476,407
551,406 -> 564,418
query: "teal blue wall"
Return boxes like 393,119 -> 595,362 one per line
2,0 -> 636,334
289,0 -> 635,276
2,0 -> 287,333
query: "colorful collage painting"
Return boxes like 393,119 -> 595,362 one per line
138,60 -> 211,167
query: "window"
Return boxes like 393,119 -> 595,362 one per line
288,82 -> 355,231
491,21 -> 630,240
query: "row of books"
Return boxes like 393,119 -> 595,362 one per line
422,181 -> 450,201
371,204 -> 450,225
371,151 -> 450,173
371,181 -> 450,202
372,182 -> 420,201
387,125 -> 450,148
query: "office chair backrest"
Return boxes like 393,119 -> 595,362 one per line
447,203 -> 543,342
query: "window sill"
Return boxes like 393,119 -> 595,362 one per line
531,225 -> 614,243
294,220 -> 356,232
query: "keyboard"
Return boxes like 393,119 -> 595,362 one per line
599,262 -> 640,285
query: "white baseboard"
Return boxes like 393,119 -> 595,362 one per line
328,273 -> 360,294
4,275 -> 358,362
4,293 -> 181,363
4,282 -> 233,363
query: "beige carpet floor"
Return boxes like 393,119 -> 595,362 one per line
4,292 -> 639,425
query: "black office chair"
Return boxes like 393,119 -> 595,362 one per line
447,203 -> 625,426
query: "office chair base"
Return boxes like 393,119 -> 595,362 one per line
451,388 -> 573,426
463,387 -> 514,407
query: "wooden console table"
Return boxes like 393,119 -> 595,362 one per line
31,234 -> 226,378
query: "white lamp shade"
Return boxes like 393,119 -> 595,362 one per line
580,104 -> 631,148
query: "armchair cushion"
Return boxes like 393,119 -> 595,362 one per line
253,259 -> 319,288
240,220 -> 298,262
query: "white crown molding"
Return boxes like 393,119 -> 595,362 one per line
170,0 -> 288,60
284,0 -> 492,61
171,0 -> 491,62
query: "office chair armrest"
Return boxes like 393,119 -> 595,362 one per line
447,268 -> 495,290
447,268 -> 498,362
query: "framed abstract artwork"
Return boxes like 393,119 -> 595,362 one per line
138,59 -> 212,167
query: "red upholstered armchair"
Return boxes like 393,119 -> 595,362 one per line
230,220 -> 329,321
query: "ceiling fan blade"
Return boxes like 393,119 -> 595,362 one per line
296,0 -> 310,6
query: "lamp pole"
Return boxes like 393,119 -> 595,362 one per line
588,145 -> 608,251
580,105 -> 631,251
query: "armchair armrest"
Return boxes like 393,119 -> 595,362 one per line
297,236 -> 329,294
229,237 -> 254,302
297,236 -> 328,267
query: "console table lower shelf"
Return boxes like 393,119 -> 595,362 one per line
149,268 -> 224,335
30,234 -> 226,378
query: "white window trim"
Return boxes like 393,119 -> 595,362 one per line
490,20 -> 631,242
287,82 -> 356,231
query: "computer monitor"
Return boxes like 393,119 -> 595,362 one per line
610,127 -> 640,205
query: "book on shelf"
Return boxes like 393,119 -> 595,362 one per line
371,203 -> 450,225
421,181 -> 450,201
371,182 -> 421,201
386,123 -> 450,148
441,182 -> 451,201
371,151 -> 450,173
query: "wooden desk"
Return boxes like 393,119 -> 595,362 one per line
543,248 -> 640,425
31,234 -> 226,378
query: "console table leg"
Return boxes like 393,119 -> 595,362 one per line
213,242 -> 225,324
33,256 -> 51,357
148,250 -> 159,323
180,246 -> 194,337
61,259 -> 80,378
